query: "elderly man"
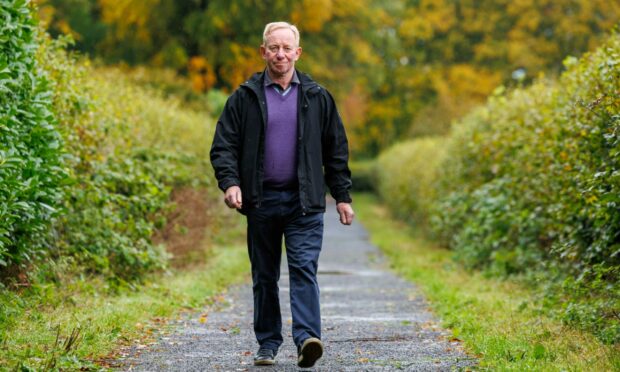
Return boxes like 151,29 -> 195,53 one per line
210,21 -> 354,368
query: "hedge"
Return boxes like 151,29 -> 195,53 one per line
39,36 -> 215,281
0,0 -> 216,282
375,32 -> 620,343
374,137 -> 446,225
0,1 -> 66,269
434,34 -> 619,277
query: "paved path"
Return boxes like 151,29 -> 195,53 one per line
120,208 -> 475,371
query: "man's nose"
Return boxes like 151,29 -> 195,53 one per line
276,49 -> 285,58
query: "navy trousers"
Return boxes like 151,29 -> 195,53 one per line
246,189 -> 324,351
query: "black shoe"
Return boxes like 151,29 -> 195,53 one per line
297,337 -> 323,368
254,348 -> 276,366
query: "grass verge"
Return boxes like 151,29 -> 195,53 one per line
0,212 -> 249,370
354,192 -> 620,371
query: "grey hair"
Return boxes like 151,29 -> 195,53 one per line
262,22 -> 300,46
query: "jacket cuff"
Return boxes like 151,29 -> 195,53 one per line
334,191 -> 352,204
219,179 -> 240,193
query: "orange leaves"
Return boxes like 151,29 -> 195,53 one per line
341,84 -> 370,155
188,57 -> 216,92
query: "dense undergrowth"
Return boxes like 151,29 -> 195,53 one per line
373,31 -> 620,344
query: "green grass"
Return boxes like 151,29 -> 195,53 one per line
353,192 -> 620,371
0,218 -> 249,370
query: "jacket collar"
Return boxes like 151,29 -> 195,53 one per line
242,69 -> 319,96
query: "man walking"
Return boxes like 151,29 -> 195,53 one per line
210,21 -> 354,368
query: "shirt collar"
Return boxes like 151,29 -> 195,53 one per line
264,69 -> 300,89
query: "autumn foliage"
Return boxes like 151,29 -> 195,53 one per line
37,0 -> 620,156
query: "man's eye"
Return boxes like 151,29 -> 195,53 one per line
284,47 -> 293,52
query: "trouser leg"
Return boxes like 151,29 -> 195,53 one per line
284,211 -> 324,348
247,205 -> 284,351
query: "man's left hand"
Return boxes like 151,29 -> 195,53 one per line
336,203 -> 355,225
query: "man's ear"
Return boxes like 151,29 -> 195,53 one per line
260,45 -> 267,60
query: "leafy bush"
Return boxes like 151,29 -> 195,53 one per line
0,0 -> 216,282
37,36 -> 215,280
375,137 -> 446,225
0,1 -> 66,269
375,32 -> 620,343
349,160 -> 376,192
435,34 -> 620,277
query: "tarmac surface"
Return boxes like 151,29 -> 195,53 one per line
120,208 -> 476,371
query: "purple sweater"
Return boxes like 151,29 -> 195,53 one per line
263,85 -> 299,189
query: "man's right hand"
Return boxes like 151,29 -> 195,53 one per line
224,186 -> 243,209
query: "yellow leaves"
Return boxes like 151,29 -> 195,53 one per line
399,13 -> 434,41
420,0 -> 456,33
35,1 -> 82,40
585,195 -> 598,204
473,39 -> 506,63
291,0 -> 334,33
332,0 -> 367,18
219,43 -> 264,89
398,0 -> 456,41
445,65 -> 503,101
351,38 -> 381,65
98,0 -> 160,42
425,65 -> 502,130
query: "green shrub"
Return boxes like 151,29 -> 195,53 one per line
375,137 -> 446,225
375,32 -> 620,343
349,160 -> 376,192
439,34 -> 620,342
37,35 -> 215,281
435,34 -> 620,277
0,1 -> 66,269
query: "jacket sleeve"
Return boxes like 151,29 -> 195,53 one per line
210,92 -> 242,193
321,89 -> 353,204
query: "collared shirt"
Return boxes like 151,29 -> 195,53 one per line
264,69 -> 300,96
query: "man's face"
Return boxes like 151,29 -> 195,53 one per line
260,28 -> 301,78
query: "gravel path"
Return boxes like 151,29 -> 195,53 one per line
120,208 -> 476,371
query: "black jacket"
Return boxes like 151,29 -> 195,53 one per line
210,70 -> 352,214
